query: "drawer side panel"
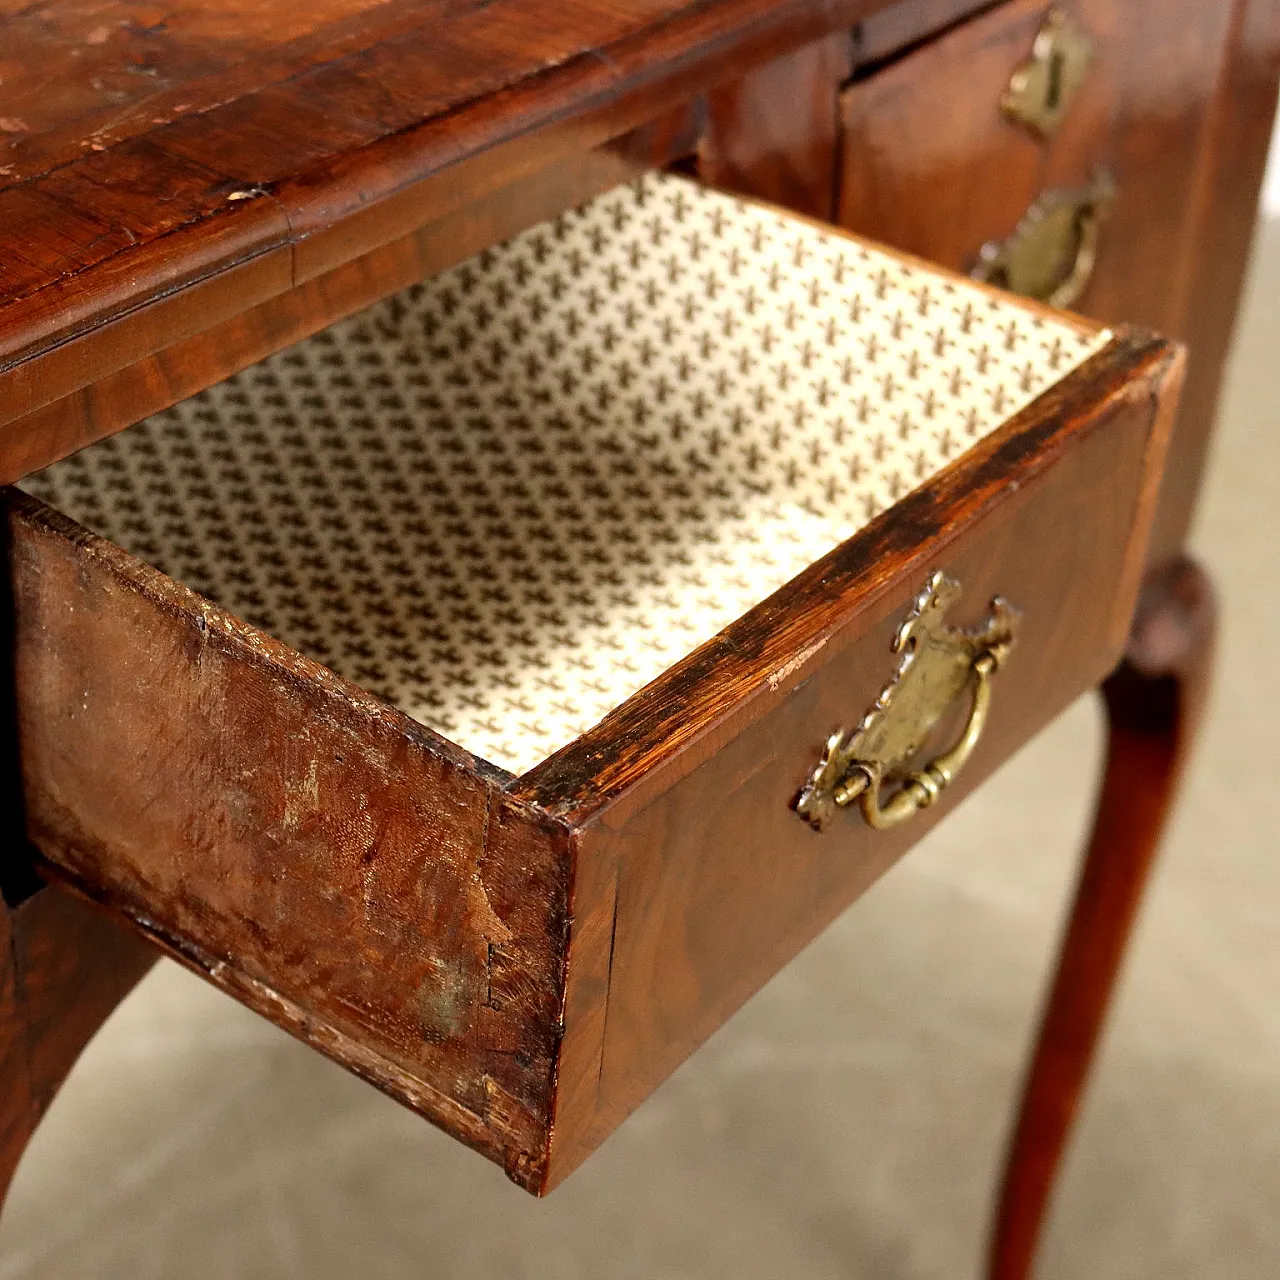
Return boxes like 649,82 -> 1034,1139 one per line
4,499 -> 571,1190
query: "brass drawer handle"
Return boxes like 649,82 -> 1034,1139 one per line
795,573 -> 1020,833
971,167 -> 1116,309
1001,7 -> 1095,140
836,650 -> 997,830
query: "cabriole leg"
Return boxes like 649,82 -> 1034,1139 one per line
987,557 -> 1216,1280
0,883 -> 155,1209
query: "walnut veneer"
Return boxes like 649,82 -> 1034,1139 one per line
0,1 -> 1275,1276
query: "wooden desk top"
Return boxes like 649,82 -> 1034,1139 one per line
0,0 -> 938,479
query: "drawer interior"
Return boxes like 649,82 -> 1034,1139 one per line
22,173 -> 1110,777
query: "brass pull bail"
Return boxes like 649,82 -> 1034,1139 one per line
794,572 -> 1020,833
1001,7 -> 1095,140
832,650 -> 998,830
971,168 -> 1116,309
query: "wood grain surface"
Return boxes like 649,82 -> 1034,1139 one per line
0,0 -> 1235,1201
1148,0 -> 1280,559
0,126 -> 690,486
0,0 -> 887,474
5,491 -> 573,1191
853,0 -> 1002,64
835,0 -> 1280,564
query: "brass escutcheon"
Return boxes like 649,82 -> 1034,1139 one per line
794,572 -> 1020,833
971,167 -> 1116,309
1002,7 -> 1094,140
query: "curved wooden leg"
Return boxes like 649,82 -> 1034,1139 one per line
987,556 -> 1217,1280
0,882 -> 155,1209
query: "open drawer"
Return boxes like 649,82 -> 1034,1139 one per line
7,174 -> 1181,1193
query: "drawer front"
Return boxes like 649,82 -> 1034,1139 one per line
7,177 -> 1182,1193
838,0 -> 1235,329
836,0 -> 1240,556
537,334 -> 1179,1183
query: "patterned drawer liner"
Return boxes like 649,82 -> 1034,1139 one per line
22,174 -> 1110,776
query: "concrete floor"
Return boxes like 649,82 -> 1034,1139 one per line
0,221 -> 1277,1280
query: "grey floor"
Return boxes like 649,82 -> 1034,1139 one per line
1,221 -> 1277,1280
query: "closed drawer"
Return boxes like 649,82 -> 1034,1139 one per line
838,0 -> 1235,331
837,0 -> 1239,565
9,174 -> 1180,1193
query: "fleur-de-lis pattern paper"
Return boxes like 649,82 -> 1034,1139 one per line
23,174 -> 1109,776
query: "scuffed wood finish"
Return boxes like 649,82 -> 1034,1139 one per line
533,333 -> 1182,1185
0,124 -> 697,487
6,492 -> 573,1191
988,556 -> 1217,1280
0,0 -> 883,478
0,885 -> 155,1206
9,329 -> 1183,1194
835,0 -> 1280,563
